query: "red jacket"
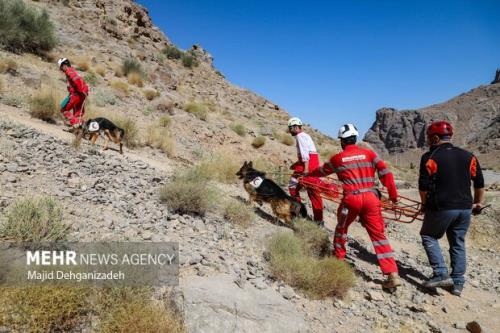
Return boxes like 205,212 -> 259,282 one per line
310,144 -> 398,200
64,67 -> 89,95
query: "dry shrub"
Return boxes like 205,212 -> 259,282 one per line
87,108 -> 139,148
0,286 -> 92,333
156,98 -> 174,114
0,57 -> 18,74
223,200 -> 254,228
72,55 -> 90,71
0,75 -> 4,94
144,126 -> 175,157
143,88 -> 159,100
0,196 -> 68,242
127,72 -> 144,87
114,65 -> 124,77
293,218 -> 330,257
159,172 -> 218,216
95,64 -> 106,76
267,226 -> 355,299
122,57 -> 143,76
276,132 -> 295,146
192,152 -> 241,183
252,136 -> 266,148
159,115 -> 172,128
99,298 -> 185,333
231,123 -> 246,137
184,101 -> 208,120
29,88 -> 61,122
111,80 -> 129,95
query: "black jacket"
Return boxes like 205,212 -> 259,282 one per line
419,143 -> 484,211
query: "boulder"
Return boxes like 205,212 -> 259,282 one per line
180,274 -> 308,333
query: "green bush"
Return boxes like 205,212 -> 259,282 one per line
0,196 -> 68,242
252,136 -> 266,148
184,102 -> 208,121
223,200 -> 254,228
267,230 -> 355,299
83,71 -> 99,86
159,173 -> 218,216
181,53 -> 197,68
163,45 -> 182,60
0,0 -> 57,54
29,89 -> 60,122
122,57 -> 143,76
231,123 -> 246,137
94,89 -> 117,107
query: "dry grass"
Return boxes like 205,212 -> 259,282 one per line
159,115 -> 172,128
99,298 -> 185,333
160,172 -> 218,216
274,131 -> 294,146
72,55 -> 90,72
144,126 -> 175,156
0,286 -> 92,333
143,88 -> 159,100
252,136 -> 266,148
0,286 -> 185,333
184,101 -> 208,120
267,219 -> 355,299
86,108 -> 139,148
0,75 -> 4,94
111,80 -> 129,95
0,57 -> 18,74
114,65 -> 124,77
95,64 -> 106,76
191,152 -> 241,183
319,145 -> 340,162
128,72 -> 144,87
223,200 -> 254,228
0,196 -> 68,242
29,88 -> 62,122
231,123 -> 246,136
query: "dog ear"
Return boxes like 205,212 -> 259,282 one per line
243,161 -> 248,166
248,161 -> 253,168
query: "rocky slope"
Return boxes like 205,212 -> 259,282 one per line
1,112 -> 499,333
363,81 -> 500,167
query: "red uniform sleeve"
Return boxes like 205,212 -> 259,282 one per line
73,75 -> 89,94
371,151 -> 398,200
309,155 -> 337,177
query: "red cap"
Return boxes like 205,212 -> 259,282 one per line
426,121 -> 453,137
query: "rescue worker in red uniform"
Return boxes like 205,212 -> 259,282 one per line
307,123 -> 401,289
58,58 -> 89,127
287,117 -> 324,224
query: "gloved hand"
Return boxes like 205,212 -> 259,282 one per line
390,196 -> 398,204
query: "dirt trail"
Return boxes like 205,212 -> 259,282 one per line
0,105 -> 175,174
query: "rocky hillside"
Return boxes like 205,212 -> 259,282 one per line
0,0 -> 337,169
363,80 -> 500,167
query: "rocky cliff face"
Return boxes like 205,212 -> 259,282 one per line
364,81 -> 500,156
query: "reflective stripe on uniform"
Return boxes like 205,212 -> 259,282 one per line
372,239 -> 390,247
342,177 -> 376,185
335,162 -> 374,172
334,243 -> 343,249
335,233 -> 347,239
376,252 -> 394,259
378,168 -> 390,176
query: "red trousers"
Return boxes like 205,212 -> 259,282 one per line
61,94 -> 85,126
289,154 -> 324,221
334,191 -> 398,274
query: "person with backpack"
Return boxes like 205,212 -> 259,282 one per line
58,58 -> 89,128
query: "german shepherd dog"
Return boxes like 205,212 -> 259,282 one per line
77,117 -> 125,154
236,161 -> 307,225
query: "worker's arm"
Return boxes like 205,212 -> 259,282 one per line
471,156 -> 485,209
418,153 -> 432,211
373,153 -> 398,202
307,158 -> 335,178
304,160 -> 310,174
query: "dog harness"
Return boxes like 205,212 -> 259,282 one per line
88,121 -> 99,132
249,176 -> 264,189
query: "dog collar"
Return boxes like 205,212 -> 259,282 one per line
250,176 -> 263,189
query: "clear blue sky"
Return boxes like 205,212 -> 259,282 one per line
137,0 -> 499,137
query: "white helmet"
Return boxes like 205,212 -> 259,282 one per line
57,58 -> 69,68
288,117 -> 303,127
338,123 -> 359,139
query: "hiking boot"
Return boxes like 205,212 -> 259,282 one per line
382,272 -> 401,289
423,274 -> 454,289
450,284 -> 463,296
